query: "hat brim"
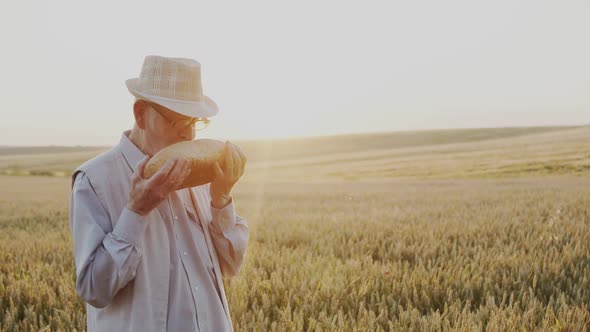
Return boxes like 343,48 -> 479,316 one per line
126,78 -> 219,118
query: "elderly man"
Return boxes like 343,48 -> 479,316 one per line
69,55 -> 249,332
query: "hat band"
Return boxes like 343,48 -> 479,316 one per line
131,86 -> 207,105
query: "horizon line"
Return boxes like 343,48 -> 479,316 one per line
1,123 -> 588,148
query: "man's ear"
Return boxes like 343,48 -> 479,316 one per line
133,100 -> 148,129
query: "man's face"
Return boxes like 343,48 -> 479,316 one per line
143,101 -> 196,150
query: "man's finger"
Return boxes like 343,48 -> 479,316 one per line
173,160 -> 191,189
225,141 -> 234,176
230,144 -> 241,177
149,159 -> 177,186
236,146 -> 247,165
236,146 -> 247,177
135,155 -> 150,179
167,160 -> 191,190
213,161 -> 224,179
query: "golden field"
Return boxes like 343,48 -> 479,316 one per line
1,126 -> 589,331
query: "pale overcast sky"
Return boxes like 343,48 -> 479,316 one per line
0,0 -> 588,146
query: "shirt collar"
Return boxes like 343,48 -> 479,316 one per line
119,129 -> 148,173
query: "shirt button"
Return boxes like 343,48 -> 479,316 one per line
174,215 -> 178,220
194,286 -> 199,291
183,251 -> 187,256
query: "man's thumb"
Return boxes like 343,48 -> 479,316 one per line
135,156 -> 150,176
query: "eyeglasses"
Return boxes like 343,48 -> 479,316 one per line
149,103 -> 210,131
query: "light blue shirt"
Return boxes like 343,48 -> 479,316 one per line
69,130 -> 249,331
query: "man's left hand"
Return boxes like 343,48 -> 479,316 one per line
210,141 -> 247,208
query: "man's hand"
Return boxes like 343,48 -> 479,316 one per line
127,157 -> 192,216
210,141 -> 247,208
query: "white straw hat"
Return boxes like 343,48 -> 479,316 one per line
126,55 -> 219,118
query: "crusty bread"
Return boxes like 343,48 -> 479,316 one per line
143,139 -> 226,189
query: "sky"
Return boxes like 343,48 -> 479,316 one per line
0,0 -> 588,146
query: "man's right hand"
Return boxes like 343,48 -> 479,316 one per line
126,156 -> 192,216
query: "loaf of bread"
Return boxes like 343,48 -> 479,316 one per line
143,139 -> 226,189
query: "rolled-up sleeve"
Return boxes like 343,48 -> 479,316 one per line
209,198 -> 249,278
69,172 -> 148,308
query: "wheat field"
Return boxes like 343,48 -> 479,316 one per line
1,126 -> 590,331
